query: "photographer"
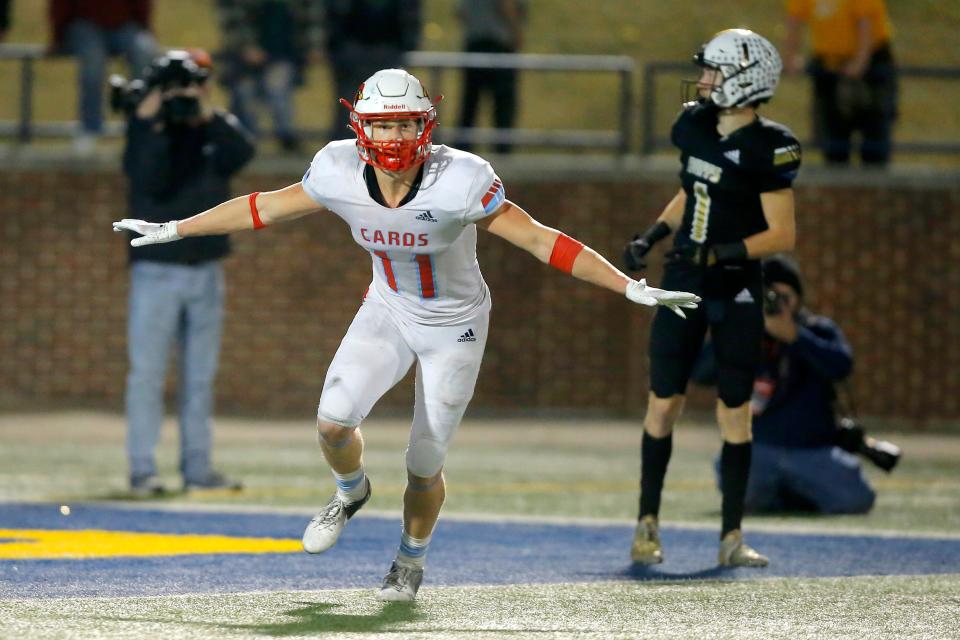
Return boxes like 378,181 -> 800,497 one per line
120,50 -> 255,496
694,255 -> 900,514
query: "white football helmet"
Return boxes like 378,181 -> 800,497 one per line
694,29 -> 782,108
340,68 -> 441,172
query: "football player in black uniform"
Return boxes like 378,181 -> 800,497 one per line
623,29 -> 801,567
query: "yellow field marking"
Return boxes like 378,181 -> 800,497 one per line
0,529 -> 301,560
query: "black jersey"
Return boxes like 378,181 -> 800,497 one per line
670,101 -> 801,250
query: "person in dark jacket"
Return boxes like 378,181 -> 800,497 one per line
694,255 -> 882,514
456,0 -> 527,154
325,0 -> 421,139
214,0 -> 325,151
121,50 -> 255,496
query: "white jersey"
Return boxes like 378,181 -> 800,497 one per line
302,140 -> 505,325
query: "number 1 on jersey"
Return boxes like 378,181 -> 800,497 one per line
691,181 -> 711,244
373,250 -> 437,299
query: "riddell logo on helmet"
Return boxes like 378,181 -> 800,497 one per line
383,104 -> 406,110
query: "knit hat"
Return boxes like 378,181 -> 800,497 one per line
762,254 -> 803,298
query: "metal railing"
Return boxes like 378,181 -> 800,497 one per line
0,43 -> 45,143
404,51 -> 635,154
0,45 -> 635,153
641,60 -> 960,155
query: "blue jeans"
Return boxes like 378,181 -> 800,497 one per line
228,60 -> 297,139
125,261 -> 225,482
64,20 -> 157,134
714,442 -> 876,514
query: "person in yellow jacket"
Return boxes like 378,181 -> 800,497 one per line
783,0 -> 897,166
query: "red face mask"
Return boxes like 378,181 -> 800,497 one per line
341,99 -> 439,172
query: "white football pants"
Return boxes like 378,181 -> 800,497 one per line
317,297 -> 489,477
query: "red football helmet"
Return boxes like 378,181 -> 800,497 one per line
340,69 -> 442,172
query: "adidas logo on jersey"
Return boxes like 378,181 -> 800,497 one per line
415,210 -> 437,222
734,288 -> 755,303
723,149 -> 741,165
457,328 -> 477,343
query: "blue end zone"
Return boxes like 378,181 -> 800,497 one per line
2,502 -> 959,598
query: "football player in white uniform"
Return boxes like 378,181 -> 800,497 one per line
114,68 -> 700,601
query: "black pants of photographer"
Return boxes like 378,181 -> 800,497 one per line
810,45 -> 898,166
458,40 -> 519,154
713,442 -> 876,514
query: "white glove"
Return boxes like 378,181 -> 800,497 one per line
625,278 -> 700,318
112,219 -> 181,247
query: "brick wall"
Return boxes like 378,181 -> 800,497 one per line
1,158 -> 958,426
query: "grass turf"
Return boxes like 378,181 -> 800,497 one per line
1,412 -> 958,638
2,412 -> 957,533
2,575 -> 958,639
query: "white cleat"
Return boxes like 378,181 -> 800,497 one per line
302,479 -> 370,554
376,561 -> 424,602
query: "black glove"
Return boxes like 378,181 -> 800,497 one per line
624,236 -> 652,271
623,221 -> 671,271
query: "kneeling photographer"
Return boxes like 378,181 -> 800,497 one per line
693,255 -> 900,514
115,49 -> 255,496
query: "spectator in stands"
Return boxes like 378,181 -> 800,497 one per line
325,0 -> 421,139
48,0 -> 157,154
214,0 -> 325,153
0,0 -> 10,41
693,255 -> 899,514
783,0 -> 898,166
457,0 -> 527,154
120,50 -> 254,496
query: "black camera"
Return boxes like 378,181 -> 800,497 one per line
109,50 -> 209,122
763,288 -> 787,315
835,417 -> 902,472
109,75 -> 149,115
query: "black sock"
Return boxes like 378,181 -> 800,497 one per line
639,431 -> 673,519
720,441 -> 752,538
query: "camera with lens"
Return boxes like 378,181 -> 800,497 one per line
109,75 -> 149,115
110,50 -> 209,123
835,417 -> 902,472
763,288 -> 788,315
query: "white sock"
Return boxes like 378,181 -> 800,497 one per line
396,530 -> 430,569
332,467 -> 367,503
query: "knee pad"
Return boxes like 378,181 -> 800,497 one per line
717,367 -> 754,408
405,436 -> 448,479
317,377 -> 361,428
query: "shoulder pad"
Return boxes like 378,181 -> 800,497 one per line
736,118 -> 802,173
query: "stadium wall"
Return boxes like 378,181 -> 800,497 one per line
1,156 -> 957,426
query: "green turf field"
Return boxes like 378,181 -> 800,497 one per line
4,575 -> 959,640
2,412 -> 958,639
